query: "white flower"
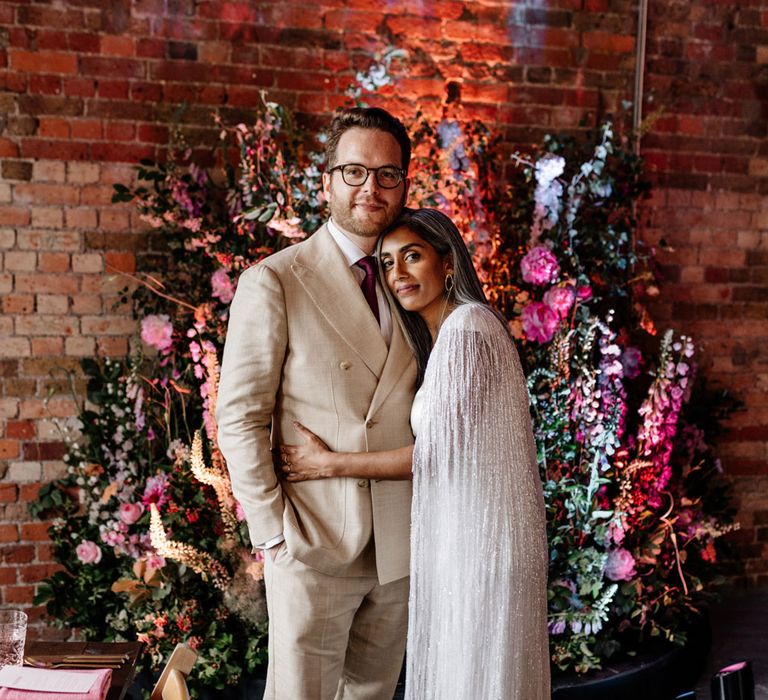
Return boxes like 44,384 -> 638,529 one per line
535,155 -> 565,185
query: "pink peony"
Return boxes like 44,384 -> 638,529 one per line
211,268 -> 235,304
119,502 -> 144,525
521,302 -> 559,344
76,540 -> 103,565
520,245 -> 560,286
543,286 -> 574,320
604,547 -> 637,581
140,314 -> 174,353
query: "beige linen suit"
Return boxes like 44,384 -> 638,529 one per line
217,224 -> 416,698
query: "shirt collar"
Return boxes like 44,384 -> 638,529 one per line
327,218 -> 370,267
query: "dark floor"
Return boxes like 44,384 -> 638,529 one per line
130,585 -> 766,699
692,584 -> 768,699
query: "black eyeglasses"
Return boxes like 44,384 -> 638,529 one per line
328,163 -> 406,189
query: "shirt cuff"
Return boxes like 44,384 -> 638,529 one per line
255,534 -> 285,550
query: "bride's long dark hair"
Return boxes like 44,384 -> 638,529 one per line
376,208 -> 508,384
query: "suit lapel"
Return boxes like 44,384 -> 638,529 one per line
292,226 -> 389,378
367,307 -> 415,420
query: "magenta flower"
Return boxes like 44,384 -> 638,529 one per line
543,286 -> 574,320
521,245 -> 560,286
521,302 -> 559,344
604,547 -> 637,581
142,474 -> 171,509
76,540 -> 103,565
211,268 -> 235,304
140,314 -> 174,354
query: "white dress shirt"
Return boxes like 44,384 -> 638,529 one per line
327,218 -> 393,347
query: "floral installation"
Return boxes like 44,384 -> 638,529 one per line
498,123 -> 738,672
32,57 -> 738,691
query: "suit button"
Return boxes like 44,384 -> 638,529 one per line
339,361 -> 351,370
358,480 -> 368,488
366,419 -> 374,429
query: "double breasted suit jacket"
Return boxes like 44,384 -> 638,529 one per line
217,224 -> 416,585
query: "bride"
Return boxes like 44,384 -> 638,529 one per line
281,208 -> 550,699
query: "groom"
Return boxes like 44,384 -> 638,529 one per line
217,107 -> 416,699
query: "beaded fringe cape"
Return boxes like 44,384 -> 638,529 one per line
405,304 -> 551,699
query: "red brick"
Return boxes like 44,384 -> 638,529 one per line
19,484 -> 41,503
30,337 -> 63,357
13,183 -> 79,206
90,142 -> 154,163
324,9 -> 380,33
79,56 -> 144,79
1,545 -> 35,564
20,523 -> 51,542
0,485 -> 17,503
71,119 -> 102,140
98,79 -> 130,100
1,295 -> 34,314
19,564 -> 62,583
0,568 -> 16,586
37,117 -> 69,138
105,122 -> 136,141
101,35 -> 134,57
14,274 -> 79,295
97,337 -> 129,356
5,421 -> 35,439
3,585 -> 35,605
63,76 -> 96,98
29,75 -> 63,95
0,206 -> 31,226
131,81 -> 163,102
20,139 -> 90,161
0,525 -> 19,543
9,49 -> 78,74
136,38 -> 166,59
0,139 -> 20,158
0,439 -> 19,459
36,543 -> 54,561
23,441 -> 68,460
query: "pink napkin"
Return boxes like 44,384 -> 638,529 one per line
0,668 -> 112,700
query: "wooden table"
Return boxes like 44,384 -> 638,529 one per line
25,641 -> 144,700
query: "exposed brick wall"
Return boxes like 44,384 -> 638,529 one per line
0,0 -> 766,636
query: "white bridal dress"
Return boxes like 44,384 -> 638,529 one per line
406,303 -> 550,700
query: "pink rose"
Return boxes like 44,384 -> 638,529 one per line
604,547 -> 637,582
520,245 -> 560,286
119,502 -> 144,525
140,314 -> 174,353
521,302 -> 559,344
576,285 -> 593,301
543,286 -> 574,320
211,268 -> 235,304
76,540 -> 103,565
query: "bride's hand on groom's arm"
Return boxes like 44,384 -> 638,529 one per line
279,421 -> 336,481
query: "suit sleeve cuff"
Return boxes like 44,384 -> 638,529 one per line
255,534 -> 285,551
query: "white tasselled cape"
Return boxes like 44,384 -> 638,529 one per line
406,303 -> 550,699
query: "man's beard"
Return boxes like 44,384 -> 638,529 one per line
329,190 -> 407,238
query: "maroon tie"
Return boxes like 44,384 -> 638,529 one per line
356,256 -> 380,325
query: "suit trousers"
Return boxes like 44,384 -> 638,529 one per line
263,545 -> 409,700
